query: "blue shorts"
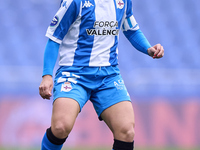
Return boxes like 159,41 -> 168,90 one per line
53,65 -> 131,120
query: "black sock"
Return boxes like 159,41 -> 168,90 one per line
113,139 -> 134,150
46,127 -> 67,145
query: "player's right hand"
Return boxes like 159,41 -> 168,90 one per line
39,75 -> 53,100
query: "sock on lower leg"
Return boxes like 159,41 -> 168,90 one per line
41,127 -> 67,150
112,139 -> 134,150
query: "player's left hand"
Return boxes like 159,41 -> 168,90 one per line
147,44 -> 164,59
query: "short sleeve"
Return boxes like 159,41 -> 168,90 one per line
45,0 -> 80,44
122,0 -> 139,31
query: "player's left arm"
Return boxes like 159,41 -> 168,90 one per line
123,29 -> 164,59
123,0 -> 164,59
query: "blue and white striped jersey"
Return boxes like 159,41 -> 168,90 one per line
46,0 -> 139,67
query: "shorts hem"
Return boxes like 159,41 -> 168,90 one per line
98,99 -> 131,121
53,95 -> 83,112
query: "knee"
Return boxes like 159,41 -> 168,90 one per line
116,122 -> 135,142
51,121 -> 73,139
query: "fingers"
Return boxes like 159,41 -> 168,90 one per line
147,47 -> 156,57
39,80 -> 53,100
39,85 -> 52,100
39,75 -> 53,100
152,44 -> 164,59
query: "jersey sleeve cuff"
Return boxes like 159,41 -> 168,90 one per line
45,33 -> 62,44
42,69 -> 53,77
123,29 -> 151,55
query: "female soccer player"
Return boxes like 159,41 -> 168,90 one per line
39,0 -> 164,149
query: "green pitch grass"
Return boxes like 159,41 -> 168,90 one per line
0,147 -> 200,150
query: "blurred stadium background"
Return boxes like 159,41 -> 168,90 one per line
0,0 -> 200,149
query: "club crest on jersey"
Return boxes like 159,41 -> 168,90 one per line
50,16 -> 59,27
61,82 -> 72,92
116,0 -> 124,9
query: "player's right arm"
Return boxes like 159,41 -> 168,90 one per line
39,39 -> 60,100
39,0 -> 80,99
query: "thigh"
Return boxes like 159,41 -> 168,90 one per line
100,101 -> 135,138
51,98 -> 80,133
